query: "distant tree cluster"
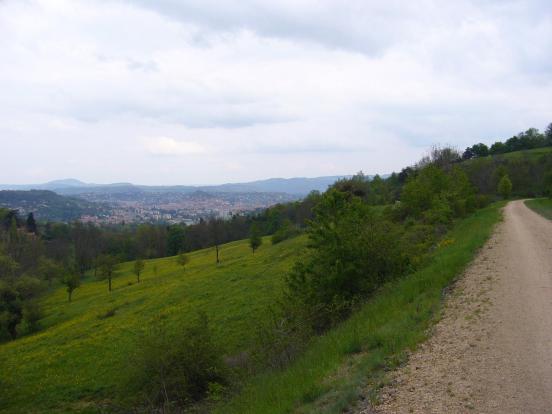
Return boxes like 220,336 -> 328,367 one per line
462,124 -> 552,160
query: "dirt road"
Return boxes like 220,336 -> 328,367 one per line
365,200 -> 552,414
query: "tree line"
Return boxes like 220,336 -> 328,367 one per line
462,123 -> 552,159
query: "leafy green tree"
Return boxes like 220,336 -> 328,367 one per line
36,257 -> 62,286
62,272 -> 80,302
287,189 -> 406,331
489,141 -> 507,155
249,223 -> 262,253
498,174 -> 513,199
0,253 -> 18,278
98,254 -> 118,292
167,225 -> 186,256
176,251 -> 189,270
0,281 -> 22,340
133,259 -> 145,283
471,143 -> 489,157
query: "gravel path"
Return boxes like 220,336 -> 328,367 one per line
362,200 -> 552,414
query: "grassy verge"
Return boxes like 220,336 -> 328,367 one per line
525,198 -> 552,220
216,202 -> 504,414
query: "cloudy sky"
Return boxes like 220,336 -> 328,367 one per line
1,0 -> 551,185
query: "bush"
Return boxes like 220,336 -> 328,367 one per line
124,313 -> 228,410
271,220 -> 300,245
286,190 -> 408,331
18,301 -> 42,335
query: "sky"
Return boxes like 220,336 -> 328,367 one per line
0,0 -> 551,185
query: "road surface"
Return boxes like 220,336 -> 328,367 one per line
365,200 -> 552,413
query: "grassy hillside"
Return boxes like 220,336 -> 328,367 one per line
461,147 -> 552,197
1,235 -> 306,413
215,202 -> 504,414
525,198 -> 552,220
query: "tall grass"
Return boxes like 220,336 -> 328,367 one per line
216,202 -> 504,414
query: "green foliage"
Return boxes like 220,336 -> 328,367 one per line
286,190 -> 407,331
62,272 -> 80,302
97,254 -> 118,292
176,251 -> 189,269
249,223 -> 262,253
133,258 -> 145,283
36,257 -> 62,286
124,313 -> 228,409
0,281 -> 22,341
400,164 -> 474,224
271,219 -> 300,244
167,225 -> 186,256
217,202 -> 503,414
18,300 -> 42,335
498,174 -> 513,199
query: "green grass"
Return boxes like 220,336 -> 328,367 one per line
215,202 -> 504,414
499,146 -> 552,160
525,198 -> 552,220
1,235 -> 306,413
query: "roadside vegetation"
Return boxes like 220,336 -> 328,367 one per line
217,202 -> 503,414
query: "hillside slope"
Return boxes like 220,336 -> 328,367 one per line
0,235 -> 306,413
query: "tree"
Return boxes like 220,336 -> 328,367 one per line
210,219 -> 225,264
133,259 -> 145,283
546,123 -> 552,145
62,272 -> 80,302
249,223 -> 262,253
98,255 -> 118,292
26,213 -> 37,235
471,143 -> 489,157
286,189 -> 406,331
489,141 -> 507,155
498,174 -> 513,199
462,147 -> 475,160
167,225 -> 186,256
36,257 -> 62,286
176,252 -> 189,270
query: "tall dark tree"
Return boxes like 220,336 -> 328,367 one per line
546,123 -> 552,145
26,213 -> 37,234
249,223 -> 262,253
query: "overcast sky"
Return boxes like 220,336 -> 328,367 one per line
1,0 -> 551,185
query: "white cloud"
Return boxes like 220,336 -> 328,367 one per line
144,137 -> 206,156
0,0 -> 550,184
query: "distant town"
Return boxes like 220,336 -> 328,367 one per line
78,190 -> 300,225
0,176 -> 347,224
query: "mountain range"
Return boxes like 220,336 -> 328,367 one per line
0,176 -> 352,196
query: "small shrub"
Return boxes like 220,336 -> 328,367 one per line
124,313 -> 228,410
18,301 -> 42,335
97,307 -> 117,319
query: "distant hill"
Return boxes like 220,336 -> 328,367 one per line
0,175 -> 352,196
0,190 -> 109,222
